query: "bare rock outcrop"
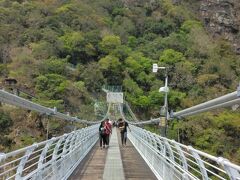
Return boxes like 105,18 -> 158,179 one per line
200,0 -> 240,53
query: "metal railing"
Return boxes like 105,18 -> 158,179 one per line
128,125 -> 240,180
1,88 -> 240,180
102,85 -> 122,92
0,90 -> 102,125
120,90 -> 240,125
0,89 -> 109,180
174,90 -> 240,118
0,124 -> 99,180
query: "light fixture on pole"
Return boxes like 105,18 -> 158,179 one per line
152,63 -> 169,137
152,63 -> 166,72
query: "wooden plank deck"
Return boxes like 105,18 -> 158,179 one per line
117,130 -> 158,180
68,127 -> 157,180
68,142 -> 107,180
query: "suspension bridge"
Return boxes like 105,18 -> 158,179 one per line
0,87 -> 240,180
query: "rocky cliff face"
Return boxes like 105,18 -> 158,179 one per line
121,0 -> 240,53
200,0 -> 240,53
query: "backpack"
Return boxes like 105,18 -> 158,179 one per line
104,122 -> 111,135
100,127 -> 105,135
118,122 -> 125,133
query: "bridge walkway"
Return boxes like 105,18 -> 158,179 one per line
69,127 -> 157,180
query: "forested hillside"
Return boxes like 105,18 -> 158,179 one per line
0,0 -> 239,163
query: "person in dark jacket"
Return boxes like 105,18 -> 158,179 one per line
99,121 -> 107,149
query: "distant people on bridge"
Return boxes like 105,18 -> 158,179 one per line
118,118 -> 131,147
99,121 -> 107,149
104,118 -> 112,148
113,121 -> 116,127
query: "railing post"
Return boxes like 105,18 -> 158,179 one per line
70,131 -> 78,151
217,157 -> 240,180
172,140 -> 188,171
163,139 -> 174,161
62,134 -> 74,155
163,139 -> 175,179
60,133 -> 74,178
36,138 -> 55,179
53,135 -> 67,159
52,135 -> 67,179
16,143 -> 38,180
0,153 -> 6,163
160,138 -> 166,155
237,84 -> 240,97
68,132 -> 78,165
188,146 -> 208,180
0,153 -> 6,179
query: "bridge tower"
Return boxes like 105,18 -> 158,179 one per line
102,85 -> 123,121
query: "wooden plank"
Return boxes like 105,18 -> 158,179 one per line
69,128 -> 158,180
117,130 -> 158,180
68,142 -> 107,180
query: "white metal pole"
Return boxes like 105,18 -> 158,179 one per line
163,74 -> 168,137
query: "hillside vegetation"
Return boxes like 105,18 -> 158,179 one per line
0,0 -> 239,163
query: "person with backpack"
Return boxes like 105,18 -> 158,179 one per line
118,118 -> 131,147
99,121 -> 107,149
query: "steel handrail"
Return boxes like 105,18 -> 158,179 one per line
0,124 -> 99,180
128,125 -> 240,180
0,90 -> 103,124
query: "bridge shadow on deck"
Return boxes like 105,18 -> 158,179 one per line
69,128 -> 157,180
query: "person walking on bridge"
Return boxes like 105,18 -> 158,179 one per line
118,118 -> 131,147
99,121 -> 107,149
104,118 -> 112,148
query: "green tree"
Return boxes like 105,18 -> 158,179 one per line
111,45 -> 131,61
149,90 -> 164,106
99,55 -> 122,85
40,57 -> 67,75
144,18 -> 176,36
99,35 -> 121,54
181,20 -> 202,33
35,74 -> 67,99
159,49 -> 185,64
125,52 -> 152,77
112,16 -> 136,40
127,36 -> 138,48
99,55 -> 121,71
123,78 -> 143,97
168,90 -> 186,109
125,56 -> 142,75
31,41 -> 57,60
80,62 -> 105,92
60,31 -> 97,64
59,32 -> 84,62
136,95 -> 151,108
